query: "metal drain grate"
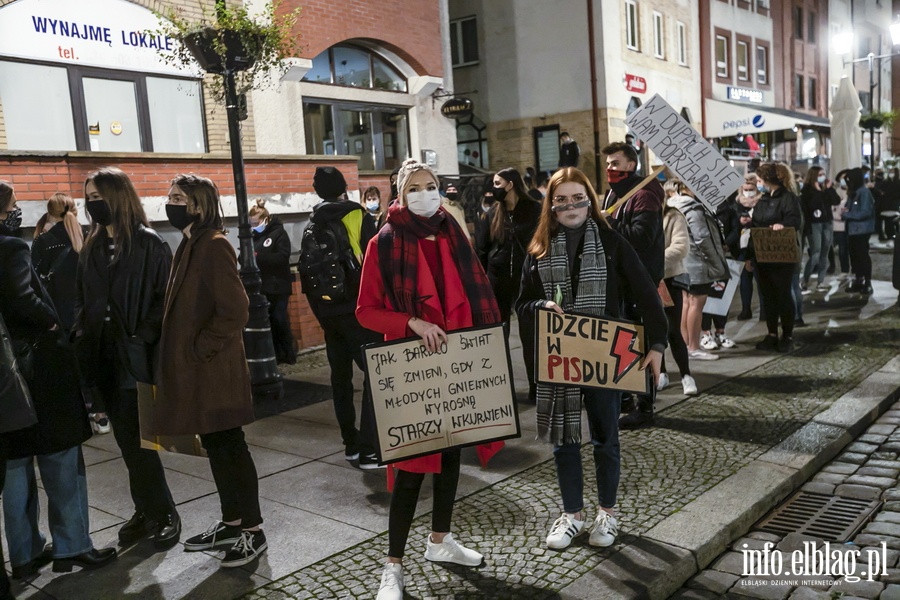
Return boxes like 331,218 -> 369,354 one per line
756,491 -> 882,542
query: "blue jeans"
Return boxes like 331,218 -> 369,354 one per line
804,223 -> 834,286
791,272 -> 803,320
3,446 -> 93,567
553,388 -> 622,513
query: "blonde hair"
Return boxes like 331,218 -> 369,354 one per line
248,198 -> 269,222
527,167 -> 609,259
757,162 -> 799,195
663,178 -> 690,198
37,193 -> 83,252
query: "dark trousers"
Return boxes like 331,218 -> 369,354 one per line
756,263 -> 795,338
877,214 -> 897,240
0,451 -> 12,600
199,428 -> 262,529
848,234 -> 873,286
661,278 -> 690,377
318,314 -> 382,456
701,312 -> 727,331
740,265 -> 763,316
830,231 -> 851,274
518,318 -> 537,401
553,388 -> 621,513
266,294 -> 296,363
101,386 -> 175,520
388,449 -> 460,559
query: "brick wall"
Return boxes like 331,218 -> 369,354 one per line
0,150 -> 365,350
283,0 -> 443,76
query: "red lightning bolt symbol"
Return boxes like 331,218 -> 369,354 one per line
611,327 -> 642,383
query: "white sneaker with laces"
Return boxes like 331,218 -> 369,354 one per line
715,333 -> 735,349
699,333 -> 718,350
423,532 -> 482,566
689,349 -> 719,361
656,372 -> 670,391
682,375 -> 698,396
376,563 -> 404,600
588,512 -> 619,547
546,513 -> 585,549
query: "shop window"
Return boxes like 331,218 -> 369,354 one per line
533,125 -> 560,173
625,1 -> 639,51
303,45 -> 407,93
457,115 -> 488,169
303,100 -> 409,171
677,21 -> 688,65
450,16 -> 479,67
716,34 -> 729,79
0,62 -> 76,151
0,60 -> 204,153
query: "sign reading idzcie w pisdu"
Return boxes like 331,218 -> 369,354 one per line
535,308 -> 648,394
363,324 -> 519,464
625,93 -> 743,213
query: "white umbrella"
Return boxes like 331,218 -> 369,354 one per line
830,76 -> 863,175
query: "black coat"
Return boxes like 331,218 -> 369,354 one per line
602,176 -> 666,283
253,218 -> 294,297
0,229 -> 91,458
74,225 -> 172,387
800,186 -> 840,230
31,222 -> 81,331
474,196 -> 542,318
718,197 -> 743,258
515,222 -> 668,351
752,187 -> 802,230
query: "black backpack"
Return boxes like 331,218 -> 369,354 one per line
297,219 -> 361,304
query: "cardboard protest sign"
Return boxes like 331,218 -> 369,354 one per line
363,324 -> 519,464
751,227 -> 800,263
535,307 -> 648,394
624,93 -> 743,212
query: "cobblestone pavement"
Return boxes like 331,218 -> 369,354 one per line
243,309 -> 900,599
671,397 -> 900,600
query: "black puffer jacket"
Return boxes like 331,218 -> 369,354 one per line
0,227 -> 91,457
253,217 -> 294,296
31,221 -> 82,331
74,225 -> 172,386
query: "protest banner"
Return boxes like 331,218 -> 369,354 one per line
703,258 -> 744,316
535,307 -> 648,394
363,324 -> 519,464
624,93 -> 743,212
751,227 -> 800,263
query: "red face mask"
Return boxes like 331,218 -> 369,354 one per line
606,169 -> 632,184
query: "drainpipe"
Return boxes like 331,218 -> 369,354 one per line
587,0 -> 602,189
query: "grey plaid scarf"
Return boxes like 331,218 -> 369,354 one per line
535,219 -> 607,445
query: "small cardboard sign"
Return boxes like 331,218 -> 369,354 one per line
751,227 -> 800,263
535,308 -> 648,394
363,324 -> 519,464
625,93 -> 743,212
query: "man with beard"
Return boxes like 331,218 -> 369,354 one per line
601,142 -> 666,429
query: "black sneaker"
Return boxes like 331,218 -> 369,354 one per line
777,337 -> 794,353
221,530 -> 267,568
184,521 -> 243,552
359,453 -> 385,470
118,512 -> 154,544
345,446 -> 360,462
618,410 -> 654,430
755,335 -> 779,352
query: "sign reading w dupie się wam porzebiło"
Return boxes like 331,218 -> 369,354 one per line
363,324 -> 520,464
625,93 -> 743,212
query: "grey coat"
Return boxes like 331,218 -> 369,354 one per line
670,196 -> 729,286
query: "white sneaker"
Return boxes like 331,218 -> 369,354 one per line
682,375 -> 698,396
423,532 -> 482,566
689,349 -> 719,361
546,513 -> 585,549
656,372 -> 670,391
376,563 -> 404,600
588,512 -> 619,547
715,333 -> 735,349
699,333 -> 718,350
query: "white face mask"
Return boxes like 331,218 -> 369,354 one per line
366,200 -> 380,212
405,189 -> 442,218
817,175 -> 826,184
742,190 -> 756,198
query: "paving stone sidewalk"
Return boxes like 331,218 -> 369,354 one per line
243,310 -> 900,599
672,397 -> 900,600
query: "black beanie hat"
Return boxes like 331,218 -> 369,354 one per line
313,166 -> 347,199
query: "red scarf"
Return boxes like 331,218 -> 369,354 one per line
377,204 -> 500,326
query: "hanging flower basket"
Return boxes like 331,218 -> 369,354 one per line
182,27 -> 263,74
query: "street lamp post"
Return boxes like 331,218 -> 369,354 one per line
223,69 -> 283,402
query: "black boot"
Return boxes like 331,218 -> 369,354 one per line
53,547 -> 117,573
619,397 -> 654,430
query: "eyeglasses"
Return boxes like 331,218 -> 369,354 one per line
551,193 -> 588,206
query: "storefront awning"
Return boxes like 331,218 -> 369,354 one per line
704,99 -> 829,138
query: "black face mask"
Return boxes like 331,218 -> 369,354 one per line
492,186 -> 508,203
445,191 -> 459,201
86,200 -> 112,226
1,206 -> 22,233
390,183 -> 398,199
166,204 -> 197,231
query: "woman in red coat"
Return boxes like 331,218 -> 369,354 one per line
357,159 -> 503,600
